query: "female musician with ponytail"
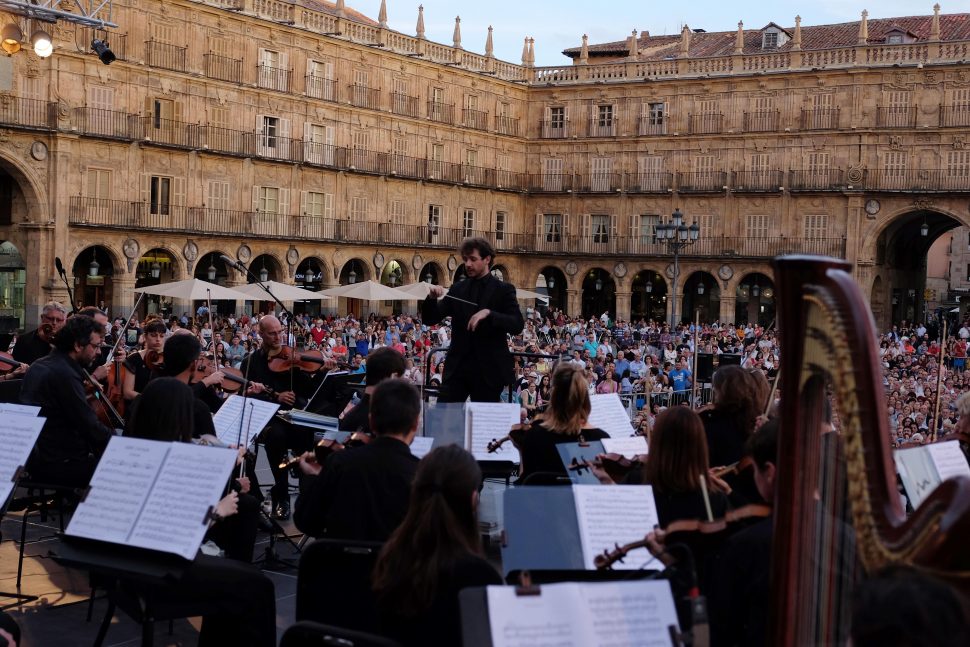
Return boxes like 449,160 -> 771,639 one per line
515,363 -> 610,482
121,316 -> 167,406
372,445 -> 502,646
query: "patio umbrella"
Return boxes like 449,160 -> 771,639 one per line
133,278 -> 252,301
395,281 -> 549,303
319,280 -> 408,301
232,280 -> 332,301
516,288 -> 550,303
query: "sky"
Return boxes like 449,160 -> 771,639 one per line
348,0 -> 968,66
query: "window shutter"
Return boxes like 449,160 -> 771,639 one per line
279,188 -> 290,216
300,190 -> 308,215
252,186 -> 260,212
561,213 -> 569,237
534,212 -> 542,243
280,52 -> 289,71
610,214 -> 618,240
281,118 -> 291,139
144,96 -> 153,117
140,173 -> 150,204
172,102 -> 182,125
581,214 -> 590,239
172,177 -> 186,207
325,193 -> 334,218
255,114 -> 265,135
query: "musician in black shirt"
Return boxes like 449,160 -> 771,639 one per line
338,347 -> 406,434
294,378 -> 420,541
11,301 -> 66,366
19,315 -> 113,488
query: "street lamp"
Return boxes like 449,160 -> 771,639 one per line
752,284 -> 761,298
645,279 -> 653,293
655,208 -> 701,327
547,274 -> 556,290
920,220 -> 929,237
88,249 -> 100,277
348,269 -> 357,284
697,282 -> 705,295
150,261 -> 161,279
259,258 -> 269,283
424,272 -> 432,283
206,259 -> 217,282
595,277 -> 603,291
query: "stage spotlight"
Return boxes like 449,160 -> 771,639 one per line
31,29 -> 52,58
92,39 -> 115,64
1,23 -> 23,55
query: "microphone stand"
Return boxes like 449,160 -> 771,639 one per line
55,258 -> 78,315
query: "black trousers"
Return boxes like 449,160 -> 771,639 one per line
438,370 -> 505,403
260,419 -> 315,503
207,492 -> 260,562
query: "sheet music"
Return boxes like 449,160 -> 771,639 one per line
465,402 -> 521,462
67,437 -> 237,559
0,416 -> 45,506
0,403 -> 40,417
600,435 -> 649,458
587,393 -> 634,438
573,485 -> 659,570
212,395 -> 280,446
485,580 -> 679,647
131,442 -> 237,559
557,441 -> 606,485
409,436 -> 435,459
66,437 -> 170,545
926,440 -> 970,482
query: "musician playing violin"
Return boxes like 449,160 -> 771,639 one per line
121,316 -> 167,407
19,315 -> 114,488
11,301 -> 67,367
241,315 -> 333,520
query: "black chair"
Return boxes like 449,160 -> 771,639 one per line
0,378 -> 22,403
7,479 -> 76,589
296,538 -> 382,631
281,621 -> 401,647
94,578 -> 201,647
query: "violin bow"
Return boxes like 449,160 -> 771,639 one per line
207,289 -> 218,374
105,292 -> 146,363
931,318 -> 947,443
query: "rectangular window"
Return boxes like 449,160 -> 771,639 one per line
498,102 -> 511,118
428,204 -> 442,237
87,168 -> 111,199
638,214 -> 660,242
597,105 -> 613,126
465,149 -> 478,167
745,214 -> 770,238
763,32 -> 779,48
151,23 -> 175,44
391,200 -> 408,225
258,186 -> 280,214
206,180 -> 229,211
696,214 -> 717,236
590,157 -> 612,191
261,116 -> 279,148
543,214 -> 562,243
637,155 -> 665,191
87,86 -> 114,111
808,152 -> 830,175
591,214 -> 610,244
813,94 -> 834,111
307,59 -> 335,101
495,211 -> 506,240
153,98 -> 174,127
260,49 -> 280,68
393,136 -> 408,157
150,176 -> 172,215
462,208 -> 475,237
304,191 -> 330,217
209,107 -> 230,129
946,151 -> 970,189
648,102 -> 665,125
543,157 -> 564,191
803,214 -> 828,239
351,196 -> 368,220
550,106 -> 565,129
887,34 -> 903,45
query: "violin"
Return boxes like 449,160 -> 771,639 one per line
268,346 -> 333,373
81,367 -> 126,429
0,352 -> 24,375
278,431 -> 372,472
193,360 -> 277,398
486,423 -> 529,453
710,456 -> 753,479
37,322 -> 55,342
104,352 -> 128,418
144,349 -> 164,372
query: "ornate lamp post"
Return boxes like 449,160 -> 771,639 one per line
655,208 -> 700,328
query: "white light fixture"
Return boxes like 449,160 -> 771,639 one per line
595,277 -> 603,291
547,275 -> 555,289
348,269 -> 357,284
752,284 -> 761,298
1,24 -> 22,55
920,220 -> 929,237
697,282 -> 705,295
259,267 -> 269,283
88,250 -> 100,277
150,261 -> 161,279
206,260 -> 217,281
424,272 -> 432,283
645,280 -> 653,293
31,29 -> 52,58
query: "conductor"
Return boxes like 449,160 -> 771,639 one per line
422,237 -> 524,402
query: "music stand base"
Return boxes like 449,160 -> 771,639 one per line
1,590 -> 39,610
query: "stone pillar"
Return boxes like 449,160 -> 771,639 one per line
112,274 -> 137,320
719,294 -> 737,324
615,291 -> 632,322
566,289 -> 581,317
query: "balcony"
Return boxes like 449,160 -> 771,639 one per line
69,197 -> 846,259
688,113 -> 722,135
346,148 -> 389,174
427,101 -> 455,124
540,119 -> 568,139
800,108 -> 840,130
145,40 -> 187,72
189,125 -> 256,157
391,93 -> 420,118
732,170 -> 784,193
588,118 -> 616,138
864,168 -> 970,193
742,110 -> 779,133
72,107 -> 139,139
495,115 -> 519,136
306,75 -> 338,102
0,97 -> 53,131
678,171 -> 728,193
143,117 -> 192,148
258,65 -> 292,92
462,108 -> 488,131
788,169 -> 845,192
527,173 -> 574,192
204,53 -> 243,83
876,105 -> 916,128
941,104 -> 970,128
426,159 -> 462,184
577,172 -> 621,193
625,172 -> 674,193
348,85 -> 381,110
636,117 -> 665,136
462,165 -> 493,187
255,133 -> 303,162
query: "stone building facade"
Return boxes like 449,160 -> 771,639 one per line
0,0 -> 968,329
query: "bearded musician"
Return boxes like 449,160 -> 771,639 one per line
241,315 -> 334,520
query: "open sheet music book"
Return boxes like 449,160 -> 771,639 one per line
502,485 -> 659,572
409,436 -> 435,459
894,439 -> 970,508
0,403 -> 41,417
465,402 -> 520,462
65,436 -> 238,560
212,395 -> 280,446
0,415 -> 46,507
557,436 -> 649,484
481,580 -> 680,647
587,393 -> 635,438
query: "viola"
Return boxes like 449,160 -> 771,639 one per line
81,367 -> 126,429
144,349 -> 165,372
278,431 -> 372,472
267,346 -> 333,373
0,352 -> 24,375
486,423 -> 529,453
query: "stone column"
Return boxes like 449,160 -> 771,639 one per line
566,289 -> 581,318
719,294 -> 737,324
614,291 -> 632,322
112,274 -> 137,320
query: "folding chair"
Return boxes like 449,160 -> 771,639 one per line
280,621 -> 401,647
296,538 -> 382,631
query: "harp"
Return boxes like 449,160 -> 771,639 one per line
770,256 -> 970,645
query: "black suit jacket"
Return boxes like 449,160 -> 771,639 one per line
421,273 -> 524,390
